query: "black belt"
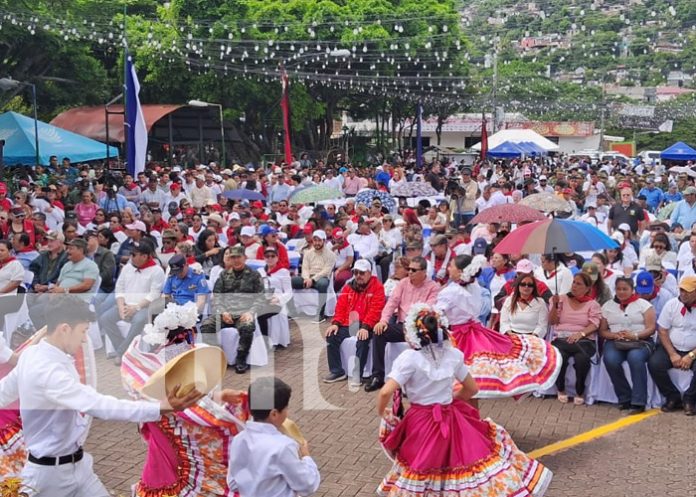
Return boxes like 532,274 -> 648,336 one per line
28,447 -> 83,466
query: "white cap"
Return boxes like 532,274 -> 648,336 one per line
312,230 -> 327,240
611,232 -> 624,245
515,259 -> 535,274
618,223 -> 631,232
353,259 -> 372,272
229,212 -> 240,221
240,226 -> 256,237
539,175 -> 547,180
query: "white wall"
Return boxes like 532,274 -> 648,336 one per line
557,135 -> 600,154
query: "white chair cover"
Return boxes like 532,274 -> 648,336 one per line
218,323 -> 268,367
339,336 -> 373,380
587,360 -> 663,408
292,275 -> 337,317
267,313 -> 291,347
385,342 -> 410,377
105,320 -> 130,356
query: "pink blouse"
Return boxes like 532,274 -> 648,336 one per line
75,202 -> 98,227
552,294 -> 602,338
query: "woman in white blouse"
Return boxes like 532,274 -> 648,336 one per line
500,274 -> 549,337
375,215 -> 403,283
599,277 -> 656,415
257,246 -> 292,341
0,239 -> 26,324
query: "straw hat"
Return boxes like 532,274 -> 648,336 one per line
141,346 -> 226,401
280,418 -> 306,445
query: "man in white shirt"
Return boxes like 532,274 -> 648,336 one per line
648,276 -> 696,415
347,218 -> 380,261
0,296 -> 201,496
190,175 -> 215,209
228,377 -> 320,497
99,241 -> 165,364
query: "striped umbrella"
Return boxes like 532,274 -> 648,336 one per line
494,219 -> 618,255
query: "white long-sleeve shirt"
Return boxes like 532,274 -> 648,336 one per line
115,262 -> 165,306
0,332 -> 12,363
378,227 -> 403,253
0,340 -> 160,458
347,232 -> 380,260
435,281 -> 483,326
228,421 -> 320,497
534,265 -> 573,296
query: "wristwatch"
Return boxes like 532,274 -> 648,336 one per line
688,351 -> 696,360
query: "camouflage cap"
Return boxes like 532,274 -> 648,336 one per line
228,244 -> 245,257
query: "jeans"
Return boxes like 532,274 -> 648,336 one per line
291,276 -> 330,318
326,326 -> 371,377
452,213 -> 474,228
602,340 -> 651,407
648,345 -> 696,404
552,338 -> 597,396
374,253 -> 393,283
370,318 -> 405,381
100,304 -> 152,358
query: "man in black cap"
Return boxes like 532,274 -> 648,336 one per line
163,254 -> 210,313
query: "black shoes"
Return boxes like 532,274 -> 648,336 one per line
323,372 -> 348,383
660,398 -> 683,413
364,376 -> 385,392
684,403 -> 696,416
627,405 -> 645,415
618,402 -> 631,411
235,362 -> 250,374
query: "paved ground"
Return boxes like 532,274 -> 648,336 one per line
85,318 -> 695,496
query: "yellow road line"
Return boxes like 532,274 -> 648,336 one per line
528,409 -> 660,459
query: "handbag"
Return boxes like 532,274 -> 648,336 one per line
613,339 -> 654,353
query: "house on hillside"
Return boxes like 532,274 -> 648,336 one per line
667,71 -> 694,88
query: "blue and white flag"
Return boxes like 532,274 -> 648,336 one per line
125,51 -> 147,176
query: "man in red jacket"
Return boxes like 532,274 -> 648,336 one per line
323,259 -> 385,386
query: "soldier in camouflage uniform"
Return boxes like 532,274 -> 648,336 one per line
200,245 -> 264,373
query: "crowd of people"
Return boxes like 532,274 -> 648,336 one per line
0,151 -> 694,496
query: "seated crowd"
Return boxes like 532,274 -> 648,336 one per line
0,156 -> 694,417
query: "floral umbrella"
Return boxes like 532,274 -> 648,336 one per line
355,189 -> 396,212
288,185 -> 344,205
391,182 -> 439,198
468,204 -> 546,225
519,193 -> 572,213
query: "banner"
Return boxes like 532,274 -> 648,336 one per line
124,51 -> 147,176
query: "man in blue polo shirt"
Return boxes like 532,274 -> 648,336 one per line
638,177 -> 664,213
163,254 -> 210,313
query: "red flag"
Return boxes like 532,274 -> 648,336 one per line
280,68 -> 293,165
480,113 -> 488,160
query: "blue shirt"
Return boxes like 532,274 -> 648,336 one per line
670,199 -> 696,230
163,267 -> 210,305
99,194 -> 128,213
664,192 -> 683,204
638,187 -> 664,211
269,183 -> 291,202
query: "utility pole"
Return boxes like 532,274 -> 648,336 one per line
598,77 -> 606,151
492,36 -> 499,133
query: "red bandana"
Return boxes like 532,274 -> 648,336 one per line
603,269 -> 614,278
495,266 -> 511,276
265,264 -> 283,276
136,257 -> 158,272
0,256 -> 16,269
569,293 -> 593,303
681,304 -> 693,316
615,294 -> 640,311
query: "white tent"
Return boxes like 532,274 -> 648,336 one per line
471,129 -> 559,152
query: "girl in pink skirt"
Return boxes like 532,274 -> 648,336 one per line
436,255 -> 561,398
377,304 -> 552,496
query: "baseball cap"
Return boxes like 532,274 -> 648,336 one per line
312,230 -> 327,240
353,259 -> 372,273
46,230 -> 65,242
251,201 -> 264,209
515,259 -> 534,274
617,223 -> 631,232
645,255 -> 663,272
684,186 -> 696,195
240,226 -> 256,237
259,225 -> 278,237
263,245 -> 278,255
170,182 -> 181,190
679,276 -> 696,292
228,245 -> 245,257
472,237 -> 488,255
168,254 -> 187,271
302,224 -> 314,235
162,229 -> 177,239
66,238 -> 87,250
635,271 -> 654,294
207,214 -> 224,226
332,228 -> 344,239
126,220 -> 147,232
611,232 -> 624,245
539,175 -> 547,181
222,169 -> 233,176
405,241 -> 423,251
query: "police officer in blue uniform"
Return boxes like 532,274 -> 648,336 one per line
163,254 -> 210,313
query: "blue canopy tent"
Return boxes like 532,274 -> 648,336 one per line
660,141 -> 696,162
488,141 -> 525,159
0,111 -> 118,165
520,141 -> 547,156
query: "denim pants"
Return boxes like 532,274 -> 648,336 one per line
602,340 -> 651,407
326,326 -> 371,377
648,345 -> 696,404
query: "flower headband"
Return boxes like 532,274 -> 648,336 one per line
404,303 -> 449,350
143,301 -> 199,346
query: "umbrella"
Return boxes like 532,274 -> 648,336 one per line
519,192 -> 572,213
288,184 -> 344,205
494,219 -> 619,255
657,202 -> 677,221
391,182 -> 439,197
668,166 -> 696,178
354,189 -> 396,212
222,189 -> 266,201
468,204 -> 546,225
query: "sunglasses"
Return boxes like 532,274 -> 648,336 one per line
407,267 -> 422,273
519,282 -> 535,288
352,269 -> 369,276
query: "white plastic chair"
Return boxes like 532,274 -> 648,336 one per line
292,274 -> 337,317
587,359 -> 663,408
86,276 -> 103,350
267,313 -> 291,347
218,321 -> 269,367
339,336 -> 373,381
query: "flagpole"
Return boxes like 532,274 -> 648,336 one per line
123,3 -> 128,172
416,102 -> 422,168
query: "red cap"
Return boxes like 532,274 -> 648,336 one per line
303,224 -> 314,235
252,200 -> 264,209
562,188 -> 574,195
332,227 -> 344,239
209,204 -> 223,212
0,183 -> 6,195
170,182 -> 181,190
184,208 -> 196,216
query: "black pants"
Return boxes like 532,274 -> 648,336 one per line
648,345 -> 696,404
374,253 -> 393,283
552,338 -> 597,396
257,305 -> 281,337
200,314 -> 256,365
371,319 -> 405,381
326,326 -> 371,377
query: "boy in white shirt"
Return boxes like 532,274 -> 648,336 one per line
228,377 -> 320,497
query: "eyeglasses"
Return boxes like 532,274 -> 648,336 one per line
407,267 -> 422,273
519,282 -> 535,288
352,269 -> 369,275
264,253 -> 278,258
